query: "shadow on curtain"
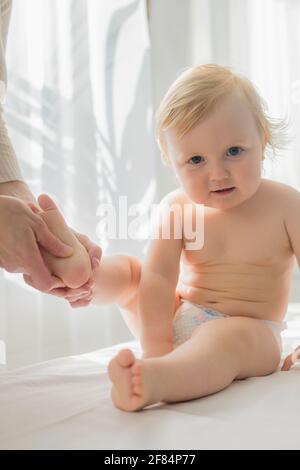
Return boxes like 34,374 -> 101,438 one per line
0,0 -> 155,369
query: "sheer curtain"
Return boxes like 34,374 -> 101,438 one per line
150,0 -> 300,298
189,0 -> 300,295
150,0 -> 300,191
0,0 -> 155,369
190,0 -> 300,189
2,0 -> 300,369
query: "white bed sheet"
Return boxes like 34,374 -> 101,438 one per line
0,319 -> 300,450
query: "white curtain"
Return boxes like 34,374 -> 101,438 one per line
2,0 -> 300,369
150,0 -> 300,294
1,0 -> 156,368
190,0 -> 300,289
190,0 -> 300,188
150,0 -> 300,190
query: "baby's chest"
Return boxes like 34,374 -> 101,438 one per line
183,208 -> 291,265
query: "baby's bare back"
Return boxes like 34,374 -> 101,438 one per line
176,179 -> 295,321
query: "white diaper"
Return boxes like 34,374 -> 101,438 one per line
173,301 -> 286,353
261,319 -> 287,354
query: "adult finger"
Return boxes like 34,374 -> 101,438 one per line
69,297 -> 93,309
86,278 -> 95,289
73,231 -> 102,269
33,215 -> 73,258
73,278 -> 95,290
22,232 -> 60,291
47,287 -> 70,298
23,271 -> 65,290
65,287 -> 92,300
37,193 -> 59,211
90,245 -> 102,270
24,273 -> 73,299
40,282 -> 93,299
27,202 -> 42,214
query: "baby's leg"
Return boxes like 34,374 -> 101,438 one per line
93,255 -> 180,339
34,195 -> 91,289
92,254 -> 142,338
108,316 -> 281,411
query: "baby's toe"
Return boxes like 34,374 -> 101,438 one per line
117,349 -> 135,368
132,375 -> 142,385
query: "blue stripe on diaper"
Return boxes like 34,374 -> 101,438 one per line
200,306 -> 227,317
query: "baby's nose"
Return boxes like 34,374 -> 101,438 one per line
209,163 -> 230,181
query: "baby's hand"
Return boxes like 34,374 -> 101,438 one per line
281,345 -> 300,371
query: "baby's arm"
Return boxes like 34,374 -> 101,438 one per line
281,345 -> 300,371
139,194 -> 183,358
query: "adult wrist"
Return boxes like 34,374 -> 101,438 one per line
0,180 -> 36,204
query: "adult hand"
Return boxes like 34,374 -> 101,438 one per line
24,229 -> 102,307
51,230 -> 102,308
0,195 -> 74,291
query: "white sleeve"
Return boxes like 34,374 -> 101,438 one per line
0,0 -> 23,182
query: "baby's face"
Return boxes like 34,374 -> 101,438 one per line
165,92 -> 265,210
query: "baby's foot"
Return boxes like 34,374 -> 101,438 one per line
35,194 -> 91,288
108,349 -> 159,411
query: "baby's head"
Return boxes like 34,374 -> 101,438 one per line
156,64 -> 287,210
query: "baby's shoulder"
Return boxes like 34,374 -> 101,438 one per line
159,188 -> 189,207
261,179 -> 300,219
261,178 -> 299,202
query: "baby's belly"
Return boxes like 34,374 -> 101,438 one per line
176,264 -> 292,321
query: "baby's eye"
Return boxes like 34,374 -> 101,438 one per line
226,146 -> 243,157
188,156 -> 205,165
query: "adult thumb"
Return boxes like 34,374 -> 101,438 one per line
35,221 -> 74,258
38,193 -> 59,212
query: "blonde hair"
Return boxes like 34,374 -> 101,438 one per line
155,64 -> 289,165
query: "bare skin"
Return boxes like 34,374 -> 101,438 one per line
94,92 -> 300,411
0,181 -> 75,291
0,181 -> 100,302
108,316 -> 280,411
99,178 -> 298,411
177,179 -> 295,322
28,194 -> 92,289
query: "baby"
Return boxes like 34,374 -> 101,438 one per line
44,64 -> 300,411
28,194 -> 92,290
88,64 -> 300,411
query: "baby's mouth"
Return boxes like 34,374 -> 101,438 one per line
211,186 -> 236,195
